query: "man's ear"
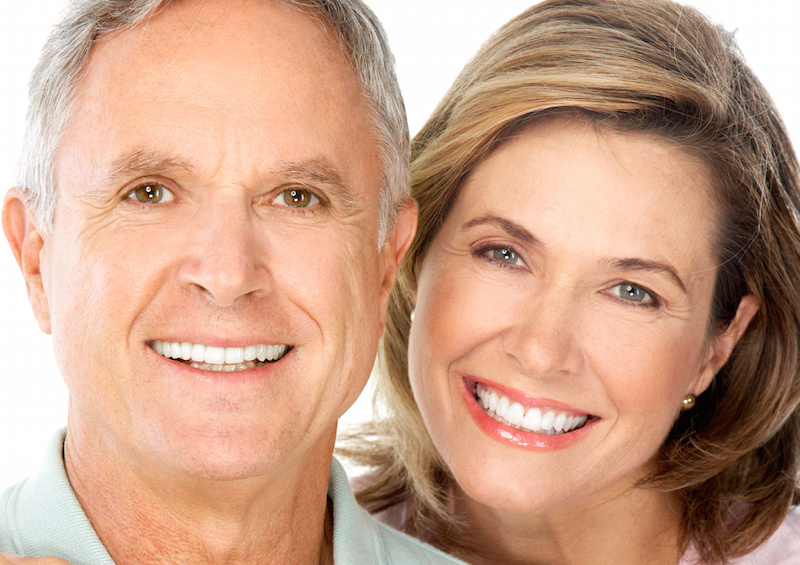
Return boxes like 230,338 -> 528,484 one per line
692,295 -> 759,396
378,199 -> 418,312
3,188 -> 51,334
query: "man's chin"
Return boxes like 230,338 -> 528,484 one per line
136,419 -> 333,482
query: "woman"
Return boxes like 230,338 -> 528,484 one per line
341,0 -> 800,563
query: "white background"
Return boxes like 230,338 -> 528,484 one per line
0,0 -> 798,487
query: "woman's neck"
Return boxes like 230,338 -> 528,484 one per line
448,482 -> 684,565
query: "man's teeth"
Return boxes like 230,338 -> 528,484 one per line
151,340 -> 288,371
476,383 -> 588,436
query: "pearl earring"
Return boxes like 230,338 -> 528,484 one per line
681,394 -> 697,411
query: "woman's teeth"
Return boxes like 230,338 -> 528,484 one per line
151,340 -> 289,372
476,383 -> 588,435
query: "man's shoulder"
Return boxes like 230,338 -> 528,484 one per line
328,457 -> 464,564
0,477 -> 25,551
0,429 -> 115,563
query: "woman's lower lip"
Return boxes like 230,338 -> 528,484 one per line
460,379 -> 594,450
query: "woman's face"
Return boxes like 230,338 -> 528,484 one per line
408,118 -> 747,516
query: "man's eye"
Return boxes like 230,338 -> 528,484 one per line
126,183 -> 174,204
273,188 -> 319,208
610,282 -> 653,303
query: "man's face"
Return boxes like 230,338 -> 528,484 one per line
19,0 -> 411,479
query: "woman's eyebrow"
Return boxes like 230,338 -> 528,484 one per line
462,214 -> 542,247
606,257 -> 687,293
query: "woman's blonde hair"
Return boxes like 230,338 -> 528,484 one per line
340,0 -> 800,562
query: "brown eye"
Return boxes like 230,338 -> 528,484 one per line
127,183 -> 174,204
275,188 -> 319,208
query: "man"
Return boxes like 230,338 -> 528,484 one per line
0,0 -> 461,563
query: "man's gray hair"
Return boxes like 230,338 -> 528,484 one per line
17,0 -> 409,245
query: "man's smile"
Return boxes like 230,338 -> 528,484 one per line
150,340 -> 290,372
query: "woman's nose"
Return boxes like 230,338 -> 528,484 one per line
500,284 -> 586,379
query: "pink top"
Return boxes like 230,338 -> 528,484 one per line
374,500 -> 800,563
680,507 -> 800,564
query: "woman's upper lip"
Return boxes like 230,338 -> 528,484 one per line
464,375 -> 594,416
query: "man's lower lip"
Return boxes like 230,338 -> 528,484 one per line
460,379 -> 594,450
152,349 -> 291,383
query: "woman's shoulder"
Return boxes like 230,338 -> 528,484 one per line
715,506 -> 800,565
731,506 -> 800,564
680,507 -> 800,565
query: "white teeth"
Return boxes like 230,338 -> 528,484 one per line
506,402 -> 525,427
475,384 -> 589,436
224,347 -> 245,365
553,412 -> 567,433
180,342 -> 193,360
205,346 -> 225,365
151,340 -> 289,371
496,396 -> 510,418
522,407 -> 542,430
191,343 -> 205,363
540,410 -> 555,431
188,361 -> 257,372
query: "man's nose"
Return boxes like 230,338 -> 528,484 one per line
177,198 -> 271,307
500,284 -> 585,378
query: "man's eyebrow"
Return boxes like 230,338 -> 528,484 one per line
107,150 -> 196,184
462,214 -> 541,247
606,257 -> 687,293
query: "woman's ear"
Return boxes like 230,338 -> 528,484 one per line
3,188 -> 51,334
693,295 -> 759,396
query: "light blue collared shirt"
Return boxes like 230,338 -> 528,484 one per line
0,429 -> 464,564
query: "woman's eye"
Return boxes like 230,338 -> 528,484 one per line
488,247 -> 524,267
273,188 -> 319,208
126,183 -> 174,204
610,282 -> 653,304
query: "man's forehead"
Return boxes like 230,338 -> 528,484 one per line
60,0 -> 379,173
87,0 -> 348,79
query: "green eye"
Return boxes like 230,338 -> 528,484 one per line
612,282 -> 652,303
491,248 -> 521,265
127,183 -> 174,204
275,188 -> 319,208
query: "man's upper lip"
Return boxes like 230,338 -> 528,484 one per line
465,376 -> 592,415
150,337 -> 291,348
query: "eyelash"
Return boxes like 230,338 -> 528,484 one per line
124,182 -> 176,207
473,244 -> 527,271
270,187 -> 324,215
606,281 -> 661,309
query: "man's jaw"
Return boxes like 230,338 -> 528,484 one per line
150,340 -> 290,372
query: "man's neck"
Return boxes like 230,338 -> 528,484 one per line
63,425 -> 337,565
